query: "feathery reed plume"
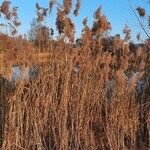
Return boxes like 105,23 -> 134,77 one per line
82,17 -> 88,26
136,7 -> 145,17
92,6 -> 111,37
56,7 -> 75,42
0,1 -> 11,20
35,2 -> 40,11
0,1 -> 20,35
82,23 -> 92,46
73,0 -> 81,16
64,17 -> 75,43
123,25 -> 131,42
63,0 -> 72,15
12,7 -> 21,27
56,8 -> 65,34
94,6 -> 101,20
92,15 -> 111,35
11,6 -> 18,17
49,0 -> 55,13
8,23 -> 17,35
35,3 -> 48,22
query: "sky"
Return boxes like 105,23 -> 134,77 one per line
2,0 -> 150,42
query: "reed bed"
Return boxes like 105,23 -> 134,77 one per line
1,44 -> 149,149
0,0 -> 150,149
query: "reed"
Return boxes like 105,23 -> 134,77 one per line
0,0 -> 150,149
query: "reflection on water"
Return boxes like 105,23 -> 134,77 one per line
12,65 -> 39,81
12,66 -> 21,81
11,65 -> 145,94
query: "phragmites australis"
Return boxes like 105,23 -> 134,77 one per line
12,7 -> 21,27
11,7 -> 18,17
0,1 -> 20,35
123,25 -> 131,42
13,19 -> 21,27
83,17 -> 88,26
35,3 -> 48,22
63,0 -> 72,15
49,0 -> 55,13
136,7 -> 145,17
8,23 -> 17,35
81,18 -> 92,46
113,35 -> 124,50
56,9 -> 65,34
94,6 -> 102,20
56,8 -> 75,43
35,2 -> 41,11
73,0 -> 81,16
0,1 -> 11,20
64,17 -> 75,43
1,1 -> 150,149
82,25 -> 92,46
92,15 -> 111,35
92,6 -> 111,36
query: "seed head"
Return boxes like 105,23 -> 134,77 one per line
136,7 -> 145,17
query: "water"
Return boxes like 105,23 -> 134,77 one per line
11,66 -> 145,94
12,65 -> 39,81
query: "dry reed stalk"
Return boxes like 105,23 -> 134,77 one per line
0,2 -> 150,150
1,43 -> 148,149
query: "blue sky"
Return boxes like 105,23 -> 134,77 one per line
6,0 -> 150,42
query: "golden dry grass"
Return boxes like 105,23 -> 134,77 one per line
0,1 -> 150,150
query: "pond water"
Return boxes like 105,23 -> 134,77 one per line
12,65 -> 39,81
11,66 -> 144,94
